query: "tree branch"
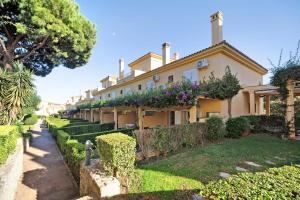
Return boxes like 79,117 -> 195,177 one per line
8,34 -> 23,51
0,36 -> 10,58
3,24 -> 13,42
17,36 -> 48,61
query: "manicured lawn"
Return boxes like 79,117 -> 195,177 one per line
135,134 -> 300,199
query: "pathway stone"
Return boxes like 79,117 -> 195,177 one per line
219,172 -> 231,178
235,166 -> 248,172
244,161 -> 262,167
15,120 -> 78,200
265,160 -> 276,165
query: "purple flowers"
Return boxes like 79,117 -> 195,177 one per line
192,82 -> 200,90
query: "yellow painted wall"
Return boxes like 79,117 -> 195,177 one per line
117,111 -> 137,128
199,99 -> 221,118
143,111 -> 169,128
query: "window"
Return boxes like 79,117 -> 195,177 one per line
120,90 -> 123,95
183,68 -> 198,83
107,93 -> 111,98
168,75 -> 174,83
146,80 -> 155,90
138,84 -> 142,90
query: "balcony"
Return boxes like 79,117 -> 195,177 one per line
117,70 -> 145,84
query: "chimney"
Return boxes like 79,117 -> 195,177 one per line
162,42 -> 170,65
173,52 -> 180,60
119,58 -> 124,79
210,11 -> 223,45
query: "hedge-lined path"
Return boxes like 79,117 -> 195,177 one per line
15,120 -> 78,200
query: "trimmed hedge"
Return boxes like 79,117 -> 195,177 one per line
57,130 -> 70,153
226,117 -> 250,138
70,128 -> 135,144
206,116 -> 225,141
97,133 -> 136,178
201,165 -> 300,199
63,123 -> 114,135
23,114 -> 39,125
63,122 -> 96,127
65,139 -> 85,182
242,115 -> 287,134
0,126 -> 20,165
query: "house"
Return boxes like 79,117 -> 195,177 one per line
75,11 -> 269,130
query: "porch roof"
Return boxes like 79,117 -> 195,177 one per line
242,84 -> 300,96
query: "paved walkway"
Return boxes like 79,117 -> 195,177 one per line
15,120 -> 78,200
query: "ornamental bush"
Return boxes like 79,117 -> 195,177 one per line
70,128 -> 135,144
201,165 -> 300,199
96,133 -> 136,179
65,139 -> 85,182
23,114 -> 39,125
226,117 -> 250,138
57,130 -> 70,153
63,123 -> 114,135
206,116 -> 226,141
0,126 -> 20,165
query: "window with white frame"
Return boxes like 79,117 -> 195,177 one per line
146,80 -> 155,90
111,91 -> 116,99
183,68 -> 198,83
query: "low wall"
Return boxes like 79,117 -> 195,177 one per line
0,138 -> 23,200
80,159 -> 121,199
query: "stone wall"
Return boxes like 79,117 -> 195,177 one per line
0,138 -> 23,200
80,159 -> 121,199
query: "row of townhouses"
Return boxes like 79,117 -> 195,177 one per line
66,11 -> 275,130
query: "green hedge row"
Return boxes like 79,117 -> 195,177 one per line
64,139 -> 85,182
23,114 -> 39,125
57,130 -> 70,153
63,122 -> 97,127
63,123 -> 114,135
201,165 -> 300,199
70,128 -> 135,144
97,133 -> 136,180
0,126 -> 20,165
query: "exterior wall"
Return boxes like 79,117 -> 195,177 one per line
143,111 -> 169,128
117,111 -> 137,128
102,113 -> 114,123
92,110 -> 100,122
85,47 -> 266,120
199,98 -> 221,118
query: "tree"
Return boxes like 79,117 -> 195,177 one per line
0,62 -> 34,124
19,90 -> 41,119
201,66 -> 241,118
0,0 -> 96,76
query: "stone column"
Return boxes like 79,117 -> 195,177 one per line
189,106 -> 197,123
265,95 -> 270,116
138,107 -> 143,130
113,107 -> 118,130
249,90 -> 255,115
99,108 -> 103,123
90,109 -> 94,122
286,80 -> 295,139
84,110 -> 87,120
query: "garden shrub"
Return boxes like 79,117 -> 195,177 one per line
70,128 -> 135,144
205,116 -> 225,141
57,130 -> 70,153
0,126 -> 20,165
65,139 -> 85,182
96,133 -> 136,179
226,117 -> 249,138
63,122 -> 114,135
201,165 -> 300,199
23,114 -> 39,125
134,123 -> 206,157
242,115 -> 287,134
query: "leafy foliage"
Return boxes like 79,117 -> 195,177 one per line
201,66 -> 241,118
201,165 -> 300,199
23,114 -> 39,125
97,133 -> 136,187
63,122 -> 114,135
0,0 -> 96,76
0,62 -> 34,124
206,116 -> 226,141
270,41 -> 300,99
226,117 -> 249,138
0,125 -> 20,165
57,130 -> 70,153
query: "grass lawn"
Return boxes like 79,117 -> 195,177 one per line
135,134 -> 300,199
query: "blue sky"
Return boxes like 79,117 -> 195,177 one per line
35,0 -> 300,103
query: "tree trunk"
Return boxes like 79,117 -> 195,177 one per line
228,98 -> 232,118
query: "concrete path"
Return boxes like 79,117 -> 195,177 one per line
15,120 -> 78,200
